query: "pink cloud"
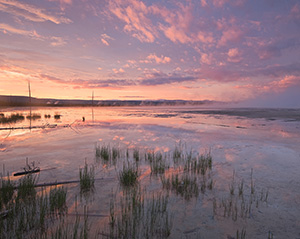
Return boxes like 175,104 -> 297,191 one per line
197,31 -> 214,44
101,38 -> 109,46
100,33 -> 114,46
50,36 -> 66,46
0,0 -> 72,24
218,27 -> 243,46
272,75 -> 300,90
227,48 -> 242,63
291,3 -> 300,17
201,0 -> 208,7
51,0 -> 72,4
109,1 -> 216,45
0,23 -> 31,36
155,3 -> 194,44
141,53 -> 171,64
159,25 -> 191,44
212,0 -> 228,7
200,53 -> 213,65
49,0 -> 72,11
112,68 -> 125,74
0,23 -> 66,47
109,0 -> 156,43
258,46 -> 281,60
234,75 -> 300,98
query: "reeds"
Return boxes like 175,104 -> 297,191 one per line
236,228 -> 246,239
0,176 -> 68,238
212,169 -> 269,222
0,175 -> 15,209
0,113 -> 25,124
133,148 -> 140,162
119,163 -> 139,187
161,174 -> 199,200
17,174 -> 37,200
184,153 -> 212,175
26,113 -> 41,120
48,207 -> 89,239
1,141 -> 273,238
79,162 -> 95,194
49,186 -> 67,215
95,144 -> 121,165
54,113 -> 61,119
107,186 -> 171,239
148,151 -> 168,175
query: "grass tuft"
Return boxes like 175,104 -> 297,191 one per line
149,151 -> 168,175
95,144 -> 121,165
119,163 -> 139,187
161,174 -> 199,200
17,174 -> 37,201
0,113 -> 25,124
0,175 -> 15,209
79,162 -> 95,194
26,113 -> 41,120
49,186 -> 67,215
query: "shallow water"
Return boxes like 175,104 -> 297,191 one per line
1,106 -> 300,238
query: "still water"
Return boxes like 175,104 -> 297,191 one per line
1,106 -> 300,238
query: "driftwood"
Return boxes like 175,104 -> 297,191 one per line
13,167 -> 57,177
0,124 -> 61,131
13,169 -> 40,176
11,177 -> 115,189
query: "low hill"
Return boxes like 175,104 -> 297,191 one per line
0,95 -> 216,107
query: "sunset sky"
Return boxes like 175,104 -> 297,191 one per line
0,0 -> 299,106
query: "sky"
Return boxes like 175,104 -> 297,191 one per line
0,0 -> 299,106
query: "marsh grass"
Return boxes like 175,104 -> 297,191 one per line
49,187 -> 67,216
108,186 -> 171,239
268,231 -> 274,239
229,170 -> 235,196
236,228 -> 246,239
119,163 -> 139,187
54,113 -> 61,119
26,113 -> 41,120
148,151 -> 169,175
17,174 -> 37,200
0,113 -> 25,124
184,153 -> 212,175
95,144 -> 121,165
112,147 -> 120,162
1,141 -> 272,238
0,181 -> 69,239
160,150 -> 214,200
96,144 -> 109,160
48,208 -> 89,239
79,162 -> 95,194
213,169 -> 269,222
161,174 -> 199,200
238,179 -> 244,198
133,148 -> 140,162
250,168 -> 255,195
173,144 -> 183,166
0,175 -> 15,209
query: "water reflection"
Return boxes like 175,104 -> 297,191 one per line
1,107 -> 300,238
